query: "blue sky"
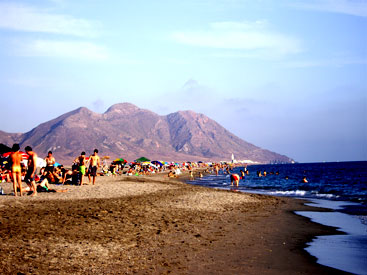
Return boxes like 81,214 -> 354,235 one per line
0,0 -> 366,162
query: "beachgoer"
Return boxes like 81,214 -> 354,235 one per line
110,162 -> 117,176
9,144 -> 23,196
240,170 -> 245,179
168,171 -> 176,178
302,177 -> 308,183
24,146 -> 38,196
74,152 -> 86,185
214,164 -> 219,176
88,149 -> 100,185
175,167 -> 182,175
0,167 -> 11,183
44,151 -> 55,173
230,173 -> 240,187
36,170 -> 69,193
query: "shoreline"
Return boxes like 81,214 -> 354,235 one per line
0,173 -> 350,274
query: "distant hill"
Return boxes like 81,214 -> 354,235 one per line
0,103 -> 293,164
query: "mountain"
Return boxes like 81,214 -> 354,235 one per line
0,103 -> 293,164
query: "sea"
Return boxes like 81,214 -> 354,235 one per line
189,161 -> 367,275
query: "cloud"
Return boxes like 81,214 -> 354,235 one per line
291,0 -> 367,17
92,98 -> 105,112
285,57 -> 367,68
0,2 -> 99,37
17,39 -> 109,60
172,20 -> 302,59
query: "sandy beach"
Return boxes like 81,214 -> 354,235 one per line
0,173 -> 350,274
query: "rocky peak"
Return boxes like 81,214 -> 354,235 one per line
105,103 -> 140,115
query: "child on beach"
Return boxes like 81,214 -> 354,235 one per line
74,152 -> 86,185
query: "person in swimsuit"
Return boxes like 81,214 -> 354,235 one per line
87,149 -> 100,185
74,152 -> 86,185
189,170 -> 194,180
44,151 -> 55,173
230,173 -> 240,187
240,170 -> 245,180
214,164 -> 219,176
24,146 -> 38,196
10,144 -> 23,196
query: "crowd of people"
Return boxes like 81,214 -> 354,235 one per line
0,144 -> 101,196
0,143 -> 308,197
0,143 -> 233,197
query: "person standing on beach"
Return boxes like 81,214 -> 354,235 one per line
214,164 -> 219,176
24,146 -> 38,196
9,144 -> 23,196
44,151 -> 55,173
74,152 -> 86,185
88,149 -> 100,185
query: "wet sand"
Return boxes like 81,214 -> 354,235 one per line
0,174 -> 349,274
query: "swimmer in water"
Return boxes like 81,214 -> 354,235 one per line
240,170 -> 245,179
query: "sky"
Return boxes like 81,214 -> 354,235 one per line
0,0 -> 366,163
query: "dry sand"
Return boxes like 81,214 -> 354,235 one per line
0,173 -> 349,274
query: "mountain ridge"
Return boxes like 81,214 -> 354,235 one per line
0,103 -> 293,164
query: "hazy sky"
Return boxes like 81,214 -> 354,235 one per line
0,0 -> 366,163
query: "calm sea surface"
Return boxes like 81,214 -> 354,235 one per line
189,161 -> 367,274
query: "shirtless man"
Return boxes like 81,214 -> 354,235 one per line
24,146 -> 38,196
74,152 -> 86,185
10,144 -> 23,196
87,149 -> 100,185
44,151 -> 55,173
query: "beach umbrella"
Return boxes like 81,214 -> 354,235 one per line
37,157 -> 47,168
151,160 -> 163,167
114,158 -> 127,163
22,157 -> 46,168
1,151 -> 29,160
135,157 -> 150,163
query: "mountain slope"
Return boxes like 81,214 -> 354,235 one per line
0,103 -> 293,163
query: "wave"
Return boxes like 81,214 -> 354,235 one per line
315,193 -> 339,199
269,190 -> 307,196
